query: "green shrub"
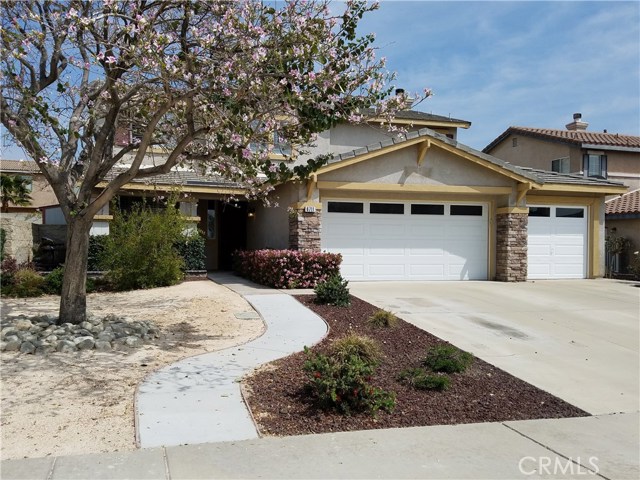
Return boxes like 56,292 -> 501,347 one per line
88,235 -> 108,271
175,231 -> 206,270
314,274 -> 350,307
101,202 -> 185,290
45,266 -> 65,294
423,345 -> 474,374
398,368 -> 450,391
0,227 -> 6,261
330,334 -> 383,365
368,309 -> 398,329
8,268 -> 45,297
303,347 -> 395,415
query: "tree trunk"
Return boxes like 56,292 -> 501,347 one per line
59,217 -> 92,324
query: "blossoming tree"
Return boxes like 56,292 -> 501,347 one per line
1,0 -> 426,323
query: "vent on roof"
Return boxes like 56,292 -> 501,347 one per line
566,113 -> 589,131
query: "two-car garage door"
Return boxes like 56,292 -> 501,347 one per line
322,200 -> 488,281
322,199 -> 588,281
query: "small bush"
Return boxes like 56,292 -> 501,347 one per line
0,228 -> 5,261
1,256 -> 18,286
303,347 -> 395,415
233,249 -> 342,288
368,309 -> 398,329
9,268 -> 45,297
314,274 -> 350,307
423,345 -> 474,374
45,266 -> 65,294
175,231 -> 206,271
88,235 -> 108,271
330,334 -> 382,365
101,202 -> 185,290
398,368 -> 451,391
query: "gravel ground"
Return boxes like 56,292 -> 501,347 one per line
244,295 -> 589,436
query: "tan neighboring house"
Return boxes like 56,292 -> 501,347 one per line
483,114 -> 639,274
0,159 -> 58,221
605,189 -> 640,271
482,113 -> 640,189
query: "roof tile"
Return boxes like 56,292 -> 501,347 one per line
606,189 -> 640,215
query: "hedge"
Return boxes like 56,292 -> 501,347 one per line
233,249 -> 342,289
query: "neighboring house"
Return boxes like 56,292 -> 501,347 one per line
110,111 -> 626,281
0,159 -> 58,221
482,113 -> 640,190
605,189 -> 640,272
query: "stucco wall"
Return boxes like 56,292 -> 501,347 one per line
1,218 -> 34,264
320,145 -> 516,188
246,182 -> 301,250
488,135 -> 575,172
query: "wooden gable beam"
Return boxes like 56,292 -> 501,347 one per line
417,139 -> 431,166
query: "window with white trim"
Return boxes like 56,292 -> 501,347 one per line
551,158 -> 570,174
583,153 -> 607,179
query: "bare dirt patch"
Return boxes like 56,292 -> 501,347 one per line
244,295 -> 588,436
1,281 -> 264,460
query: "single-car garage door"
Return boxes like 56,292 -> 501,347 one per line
527,206 -> 587,279
322,199 -> 488,281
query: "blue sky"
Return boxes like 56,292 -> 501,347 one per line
362,0 -> 640,149
2,1 -> 638,158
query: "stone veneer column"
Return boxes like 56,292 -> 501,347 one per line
495,212 -> 528,282
288,208 -> 321,252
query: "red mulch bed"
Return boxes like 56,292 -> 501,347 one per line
243,295 -> 588,436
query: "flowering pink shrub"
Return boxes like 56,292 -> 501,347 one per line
233,250 -> 342,289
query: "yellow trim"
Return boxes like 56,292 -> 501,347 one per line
488,200 -> 496,280
317,136 -> 429,175
184,216 -> 201,222
416,140 -> 431,166
429,138 -> 543,186
318,181 -> 512,195
291,201 -> 322,210
368,117 -> 471,129
525,195 -> 597,205
516,182 -> 532,204
307,174 -> 317,201
496,207 -> 529,214
96,181 -> 246,195
534,183 -> 627,194
94,215 -> 113,221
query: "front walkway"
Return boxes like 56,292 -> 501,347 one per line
135,273 -> 326,448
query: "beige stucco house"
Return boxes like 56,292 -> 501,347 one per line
0,159 -> 58,220
483,114 -> 639,273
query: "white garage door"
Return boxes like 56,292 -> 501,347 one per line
527,206 -> 587,279
322,200 -> 488,281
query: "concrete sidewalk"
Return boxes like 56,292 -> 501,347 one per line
135,274 -> 326,447
3,413 -> 638,479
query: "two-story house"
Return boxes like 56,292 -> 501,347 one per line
483,114 -> 640,269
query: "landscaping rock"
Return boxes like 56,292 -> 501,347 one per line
19,341 -> 36,354
0,315 -> 159,355
75,336 -> 95,350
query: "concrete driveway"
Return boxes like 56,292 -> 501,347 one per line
350,279 -> 639,415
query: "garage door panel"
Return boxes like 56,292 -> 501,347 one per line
527,205 -> 586,279
322,200 -> 488,281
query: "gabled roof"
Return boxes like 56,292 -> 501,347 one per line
0,159 -> 40,173
362,108 -> 471,128
483,127 -> 640,153
606,189 -> 640,215
101,168 -> 244,193
318,127 -> 626,191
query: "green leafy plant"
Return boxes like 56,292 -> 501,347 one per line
303,347 -> 395,415
423,345 -> 474,374
45,266 -> 65,294
368,309 -> 398,329
0,174 -> 32,213
88,235 -> 108,271
175,231 -> 206,271
100,201 -> 185,290
330,334 -> 383,365
7,268 -> 45,297
398,368 -> 451,391
314,274 -> 350,307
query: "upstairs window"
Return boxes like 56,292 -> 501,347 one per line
583,153 -> 607,179
551,157 -> 570,174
